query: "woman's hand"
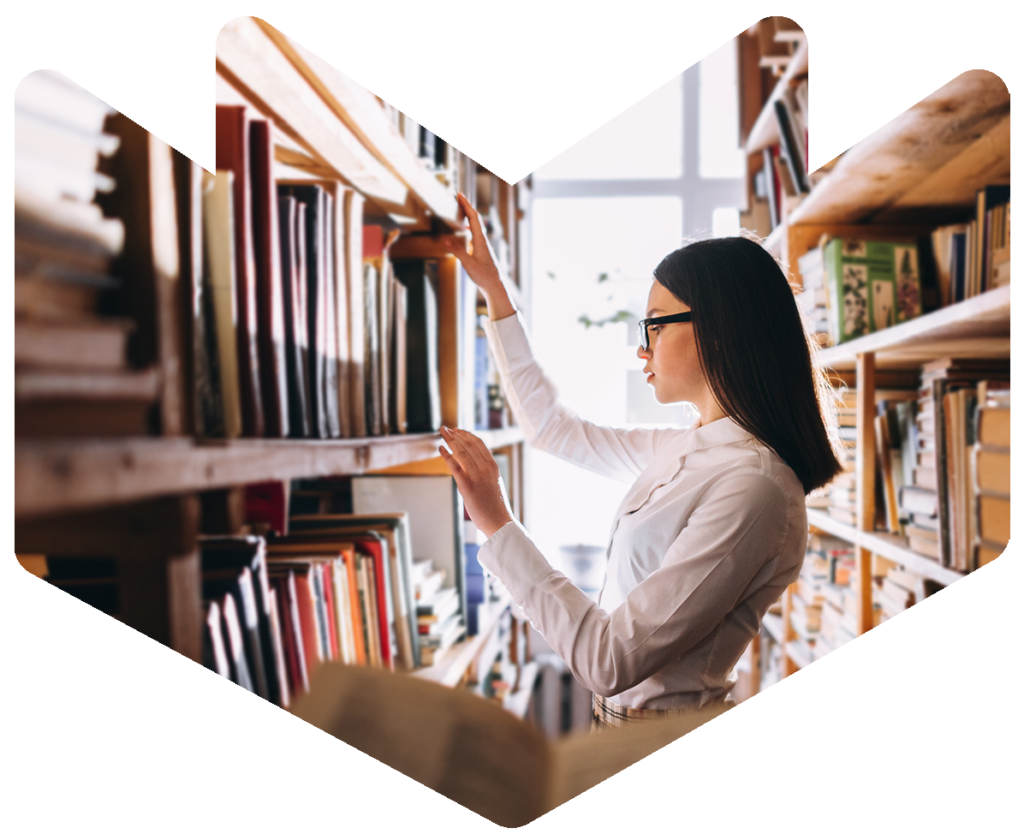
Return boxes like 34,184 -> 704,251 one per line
443,193 -> 516,321
438,426 -> 514,539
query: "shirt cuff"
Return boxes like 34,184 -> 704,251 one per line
477,519 -> 558,608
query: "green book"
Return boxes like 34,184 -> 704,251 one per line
824,238 -> 922,344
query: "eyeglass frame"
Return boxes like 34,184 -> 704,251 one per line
637,312 -> 693,351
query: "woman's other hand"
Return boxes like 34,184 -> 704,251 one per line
438,426 -> 514,539
443,193 -> 516,321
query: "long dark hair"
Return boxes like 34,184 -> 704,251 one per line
653,236 -> 845,495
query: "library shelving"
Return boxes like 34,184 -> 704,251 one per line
735,59 -> 1010,694
14,17 -> 538,718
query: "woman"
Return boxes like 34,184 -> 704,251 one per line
439,193 -> 844,728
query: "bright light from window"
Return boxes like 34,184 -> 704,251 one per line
712,207 -> 740,238
533,75 -> 683,181
700,38 -> 745,179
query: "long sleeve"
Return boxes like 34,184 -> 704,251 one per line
478,467 -> 799,700
482,312 -> 680,483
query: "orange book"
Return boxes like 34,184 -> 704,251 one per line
340,546 -> 367,666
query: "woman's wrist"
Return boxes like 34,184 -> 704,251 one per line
483,282 -> 516,322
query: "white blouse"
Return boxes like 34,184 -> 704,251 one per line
477,312 -> 809,711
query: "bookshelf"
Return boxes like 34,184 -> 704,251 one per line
14,18 -> 535,713
736,56 -> 1011,687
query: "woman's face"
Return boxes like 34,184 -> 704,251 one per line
637,280 -> 713,409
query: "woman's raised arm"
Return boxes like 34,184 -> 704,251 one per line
442,194 -> 676,483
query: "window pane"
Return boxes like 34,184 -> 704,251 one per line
699,38 -> 745,179
533,76 -> 683,181
526,196 -> 684,558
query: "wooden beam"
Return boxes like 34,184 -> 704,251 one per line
215,17 -> 409,212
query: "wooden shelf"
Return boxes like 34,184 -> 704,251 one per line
788,70 -> 1009,226
412,593 -> 513,687
806,509 -> 965,587
761,612 -> 785,644
216,17 -> 459,230
815,285 -> 1010,371
745,39 -> 808,154
14,428 -> 525,520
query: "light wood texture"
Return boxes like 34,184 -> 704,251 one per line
215,17 -> 408,211
789,70 -> 1009,226
806,509 -> 965,587
781,583 -> 799,676
855,353 -> 876,636
14,428 -> 525,520
255,19 -> 458,228
744,38 -> 808,154
816,285 -> 1010,371
436,256 -> 461,429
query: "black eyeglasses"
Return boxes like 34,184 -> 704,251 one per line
637,312 -> 693,350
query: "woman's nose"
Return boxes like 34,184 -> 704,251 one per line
637,344 -> 651,360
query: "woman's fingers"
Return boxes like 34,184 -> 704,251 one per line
457,192 -> 488,251
440,426 -> 484,473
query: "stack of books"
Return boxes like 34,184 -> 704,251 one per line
901,359 -> 1010,568
411,556 -> 467,668
796,246 -> 829,347
14,70 -> 161,438
871,559 -> 943,624
972,384 -> 1010,566
793,534 -> 857,661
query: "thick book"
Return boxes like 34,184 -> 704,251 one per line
202,564 -> 271,702
269,570 -> 310,697
15,368 -> 159,437
15,318 -> 132,371
215,104 -> 265,437
823,238 -> 923,345
249,118 -> 290,438
392,258 -> 442,433
202,170 -> 243,438
218,592 -> 256,693
773,97 -> 809,194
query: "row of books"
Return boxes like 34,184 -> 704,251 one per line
797,236 -> 924,347
795,185 -> 1009,349
897,362 -> 1009,571
205,103 -> 450,440
13,71 -> 163,438
931,185 -> 1011,306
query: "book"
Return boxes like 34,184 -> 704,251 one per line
392,258 -> 442,433
977,492 -> 1010,546
14,368 -> 159,437
976,405 -> 1010,448
249,118 -> 290,438
277,193 -> 313,437
823,237 -> 923,345
972,446 -> 1010,495
15,319 -> 132,371
202,170 -> 243,438
773,97 -> 809,194
215,104 -> 265,437
344,189 -> 368,437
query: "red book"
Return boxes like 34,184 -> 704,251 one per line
291,566 -> 322,677
270,571 -> 308,696
362,225 -> 384,258
355,537 -> 393,671
244,481 -> 288,536
215,104 -> 265,437
249,118 -> 289,437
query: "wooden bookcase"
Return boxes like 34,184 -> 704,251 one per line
14,17 -> 536,711
735,60 -> 1011,695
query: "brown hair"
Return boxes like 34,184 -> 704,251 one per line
653,236 -> 845,494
